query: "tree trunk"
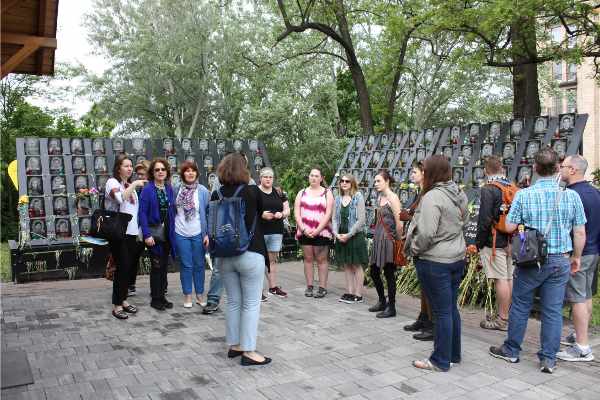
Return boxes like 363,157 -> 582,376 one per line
334,0 -> 374,135
384,34 -> 411,133
511,18 -> 541,118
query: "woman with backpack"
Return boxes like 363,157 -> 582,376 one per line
105,154 -> 146,320
332,173 -> 368,303
212,153 -> 270,366
139,158 -> 177,312
258,167 -> 290,299
173,160 -> 210,308
294,167 -> 334,298
404,155 -> 468,372
368,169 -> 403,318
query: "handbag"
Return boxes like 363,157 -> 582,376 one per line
148,223 -> 166,242
511,188 -> 563,268
91,202 -> 132,242
379,212 -> 407,267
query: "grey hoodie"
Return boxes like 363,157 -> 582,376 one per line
404,181 -> 469,264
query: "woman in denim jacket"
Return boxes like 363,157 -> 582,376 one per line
332,173 -> 368,303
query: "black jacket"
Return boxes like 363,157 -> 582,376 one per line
476,184 -> 509,250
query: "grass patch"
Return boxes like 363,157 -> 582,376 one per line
1,242 -> 11,282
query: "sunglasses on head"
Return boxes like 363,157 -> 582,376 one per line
154,167 -> 166,172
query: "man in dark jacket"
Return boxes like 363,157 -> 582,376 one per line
475,156 -> 513,331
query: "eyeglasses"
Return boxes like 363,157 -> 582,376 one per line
154,168 -> 166,172
340,179 -> 351,183
559,164 -> 572,169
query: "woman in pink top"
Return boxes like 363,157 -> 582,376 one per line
294,167 -> 334,298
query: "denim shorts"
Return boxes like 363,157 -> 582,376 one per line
264,234 -> 283,253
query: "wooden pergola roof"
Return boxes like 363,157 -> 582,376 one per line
1,0 -> 59,79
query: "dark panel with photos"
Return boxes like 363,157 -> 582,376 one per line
16,137 -> 271,250
332,115 -> 587,230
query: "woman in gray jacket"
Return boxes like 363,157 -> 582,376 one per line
405,155 -> 468,372
332,174 -> 368,303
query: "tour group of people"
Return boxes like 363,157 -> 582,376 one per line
103,147 -> 598,372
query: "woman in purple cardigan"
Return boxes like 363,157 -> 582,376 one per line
138,158 -> 177,311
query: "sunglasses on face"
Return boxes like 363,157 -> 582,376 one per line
340,179 -> 351,183
154,167 -> 166,172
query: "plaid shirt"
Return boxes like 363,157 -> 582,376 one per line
507,177 -> 586,255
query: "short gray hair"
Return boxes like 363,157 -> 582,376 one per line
259,167 -> 274,177
568,154 -> 588,174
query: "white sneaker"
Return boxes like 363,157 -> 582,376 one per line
183,302 -> 193,308
556,344 -> 594,362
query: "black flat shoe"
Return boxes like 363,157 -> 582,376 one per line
413,330 -> 434,341
162,299 -> 173,309
151,301 -> 166,311
241,355 -> 272,366
376,304 -> 396,318
112,309 -> 128,320
227,349 -> 244,358
122,304 -> 137,314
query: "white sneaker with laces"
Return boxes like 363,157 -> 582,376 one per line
556,344 -> 594,362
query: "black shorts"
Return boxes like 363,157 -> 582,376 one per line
298,235 -> 332,247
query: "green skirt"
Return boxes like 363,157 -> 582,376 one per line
334,231 -> 369,266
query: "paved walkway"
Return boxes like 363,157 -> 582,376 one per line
2,261 -> 600,400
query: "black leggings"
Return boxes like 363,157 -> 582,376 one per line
370,263 -> 397,303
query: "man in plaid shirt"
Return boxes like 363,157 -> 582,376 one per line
489,148 -> 586,374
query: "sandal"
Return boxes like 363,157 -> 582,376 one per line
112,309 -> 128,320
412,359 -> 443,371
122,304 -> 137,313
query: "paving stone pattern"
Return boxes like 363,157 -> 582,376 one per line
2,262 -> 600,400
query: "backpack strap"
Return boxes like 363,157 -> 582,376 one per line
233,184 -> 246,198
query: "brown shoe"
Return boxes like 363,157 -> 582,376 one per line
480,316 -> 508,331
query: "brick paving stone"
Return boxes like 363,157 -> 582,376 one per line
2,262 -> 599,400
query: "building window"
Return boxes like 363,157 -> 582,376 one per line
566,90 -> 577,113
553,95 -> 562,116
567,64 -> 577,81
551,27 -> 562,44
553,62 -> 563,81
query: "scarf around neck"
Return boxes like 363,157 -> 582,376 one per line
177,182 -> 198,221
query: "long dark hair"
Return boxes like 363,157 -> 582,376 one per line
376,169 -> 395,185
112,153 -> 133,183
217,153 -> 250,185
422,155 -> 451,194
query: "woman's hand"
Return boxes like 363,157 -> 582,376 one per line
132,179 -> 147,188
338,233 -> 348,243
203,236 -> 210,248
274,211 -> 283,219
145,237 -> 155,247
262,211 -> 274,220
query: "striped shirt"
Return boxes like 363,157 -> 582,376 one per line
298,188 -> 333,239
507,177 -> 586,254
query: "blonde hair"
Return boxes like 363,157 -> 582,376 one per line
339,174 -> 358,197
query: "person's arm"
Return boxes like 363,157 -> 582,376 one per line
294,191 -> 304,232
388,193 -> 403,238
475,187 -> 494,249
347,192 -> 366,238
504,191 -> 523,233
106,178 -> 123,204
138,187 -> 153,245
331,197 -> 339,237
123,180 -> 146,202
410,193 -> 441,255
571,225 -> 586,274
314,189 -> 334,235
281,200 -> 290,219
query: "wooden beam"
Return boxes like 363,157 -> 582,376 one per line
1,39 -> 42,79
1,0 -> 20,13
1,33 -> 57,48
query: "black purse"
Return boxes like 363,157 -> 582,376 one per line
148,223 -> 166,242
90,200 -> 132,242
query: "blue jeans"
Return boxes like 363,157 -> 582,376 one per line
503,255 -> 570,366
207,256 -> 223,304
174,233 -> 206,296
220,251 -> 265,351
415,258 -> 465,371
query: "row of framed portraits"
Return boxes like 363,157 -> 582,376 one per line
22,137 -> 265,157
